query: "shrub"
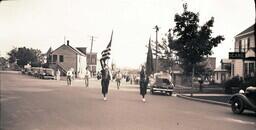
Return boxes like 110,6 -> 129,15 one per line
223,76 -> 244,94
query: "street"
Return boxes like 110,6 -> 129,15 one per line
0,71 -> 255,130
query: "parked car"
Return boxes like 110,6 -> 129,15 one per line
150,72 -> 174,96
229,86 -> 256,114
39,68 -> 55,80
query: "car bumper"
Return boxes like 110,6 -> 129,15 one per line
152,88 -> 173,92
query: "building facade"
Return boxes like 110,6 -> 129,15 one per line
48,42 -> 87,78
229,24 -> 255,78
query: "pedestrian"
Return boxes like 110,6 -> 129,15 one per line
84,66 -> 90,87
66,68 -> 73,86
56,69 -> 60,81
140,65 -> 148,102
101,65 -> 111,101
116,70 -> 122,89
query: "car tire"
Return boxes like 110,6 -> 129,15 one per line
231,98 -> 244,114
168,92 -> 172,96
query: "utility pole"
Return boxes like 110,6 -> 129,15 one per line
153,25 -> 159,73
89,36 -> 96,73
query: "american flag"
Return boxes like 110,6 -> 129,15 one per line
100,31 -> 113,68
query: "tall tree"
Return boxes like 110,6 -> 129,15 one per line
8,47 -> 42,67
168,3 -> 224,75
146,38 -> 154,76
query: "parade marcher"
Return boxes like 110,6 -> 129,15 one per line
84,67 -> 90,87
140,65 -> 148,102
66,68 -> 73,86
101,64 -> 111,101
115,70 -> 122,89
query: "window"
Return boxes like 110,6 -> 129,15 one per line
244,63 -> 248,76
53,55 -> 57,62
232,64 -> 234,77
59,55 -> 64,62
249,63 -> 254,77
239,40 -> 242,52
91,57 -> 96,64
247,38 -> 250,49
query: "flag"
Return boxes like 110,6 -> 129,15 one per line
146,37 -> 154,76
101,30 -> 113,60
100,31 -> 113,69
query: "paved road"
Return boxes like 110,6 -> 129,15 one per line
1,71 -> 255,130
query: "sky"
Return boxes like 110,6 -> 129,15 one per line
0,0 -> 255,69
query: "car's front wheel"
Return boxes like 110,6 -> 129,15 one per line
231,98 -> 244,114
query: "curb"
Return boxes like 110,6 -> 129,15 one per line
177,94 -> 230,107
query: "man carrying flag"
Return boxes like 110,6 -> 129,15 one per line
100,31 -> 113,101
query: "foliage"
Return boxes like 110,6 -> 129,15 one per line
223,76 -> 244,94
7,47 -> 42,67
223,76 -> 256,94
146,39 -> 154,76
168,4 -> 224,75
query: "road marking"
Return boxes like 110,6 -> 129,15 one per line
2,87 -> 53,92
224,118 -> 255,125
0,96 -> 19,102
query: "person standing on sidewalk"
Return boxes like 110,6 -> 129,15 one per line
115,70 -> 122,90
84,67 -> 90,87
101,65 -> 111,101
66,68 -> 73,86
140,65 -> 148,102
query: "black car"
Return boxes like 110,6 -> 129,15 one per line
229,86 -> 256,114
150,73 -> 174,96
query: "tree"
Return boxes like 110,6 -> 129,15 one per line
168,3 -> 224,76
146,38 -> 154,76
8,47 -> 42,67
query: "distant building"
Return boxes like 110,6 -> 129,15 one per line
47,41 -> 98,78
203,57 -> 216,71
214,59 -> 232,84
228,24 -> 255,78
86,52 -> 97,76
48,41 -> 87,78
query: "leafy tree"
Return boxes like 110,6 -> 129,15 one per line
168,3 -> 224,75
8,47 -> 42,67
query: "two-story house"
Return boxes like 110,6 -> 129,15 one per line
229,24 -> 255,78
48,41 -> 87,78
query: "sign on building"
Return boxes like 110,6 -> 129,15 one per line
229,52 -> 245,59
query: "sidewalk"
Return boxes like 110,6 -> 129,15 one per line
177,94 -> 231,107
175,84 -> 231,107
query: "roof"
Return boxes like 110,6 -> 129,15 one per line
235,24 -> 255,38
76,47 -> 87,55
67,45 -> 86,56
221,59 -> 231,64
46,47 -> 52,55
51,44 -> 86,56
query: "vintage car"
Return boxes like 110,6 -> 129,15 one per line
150,73 -> 174,96
229,86 -> 256,114
39,68 -> 55,80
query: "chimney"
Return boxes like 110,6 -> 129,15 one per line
67,40 -> 70,46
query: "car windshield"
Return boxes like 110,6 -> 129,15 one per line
155,77 -> 170,85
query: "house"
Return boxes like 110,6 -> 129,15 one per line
86,52 -> 97,76
214,59 -> 231,84
48,41 -> 87,78
228,24 -> 255,78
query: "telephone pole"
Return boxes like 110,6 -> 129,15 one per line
153,25 -> 159,73
89,36 -> 96,72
